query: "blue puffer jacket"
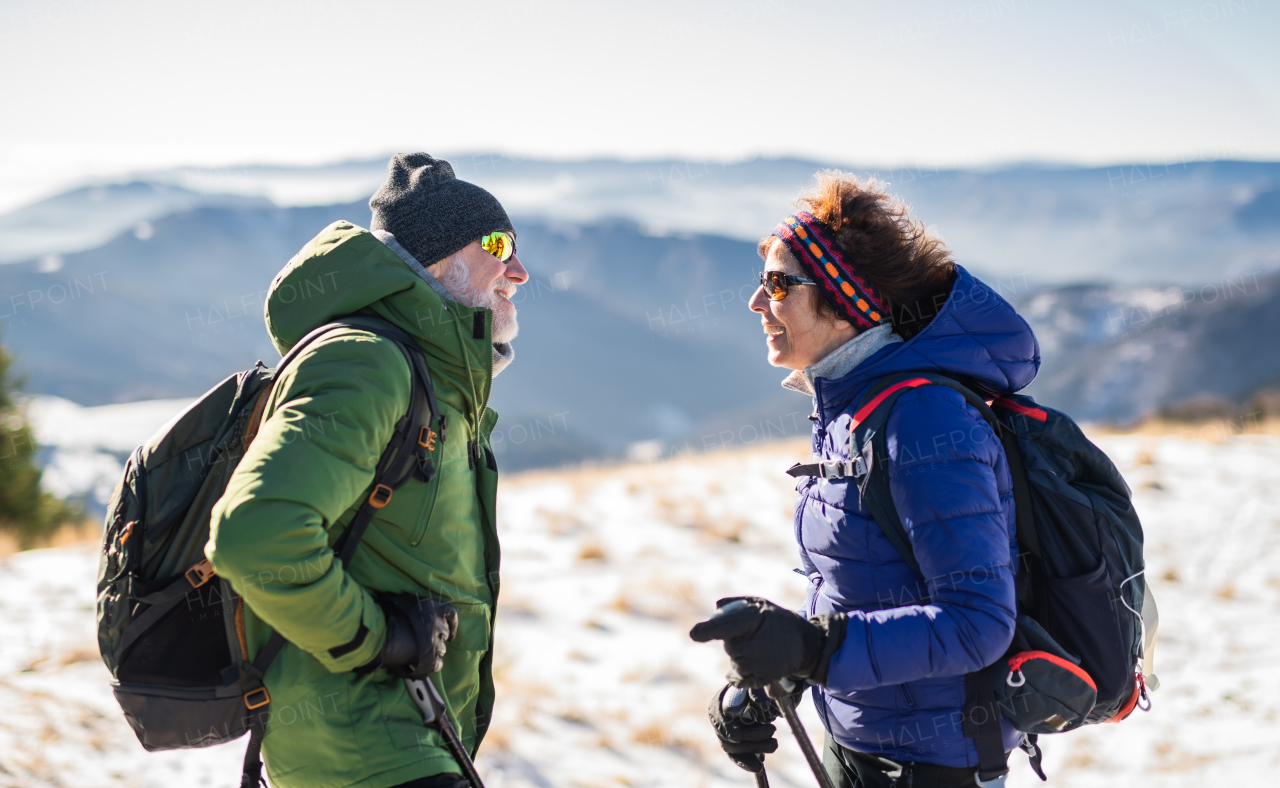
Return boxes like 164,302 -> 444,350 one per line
797,265 -> 1040,767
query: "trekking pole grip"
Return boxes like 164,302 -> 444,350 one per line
721,685 -> 772,788
404,678 -> 488,788
767,679 -> 836,788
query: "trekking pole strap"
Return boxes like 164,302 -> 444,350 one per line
1021,733 -> 1046,781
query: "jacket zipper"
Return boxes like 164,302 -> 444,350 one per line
807,573 -> 824,619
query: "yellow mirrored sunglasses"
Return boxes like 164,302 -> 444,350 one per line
481,231 -> 517,263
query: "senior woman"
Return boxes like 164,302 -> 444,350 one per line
691,172 -> 1040,788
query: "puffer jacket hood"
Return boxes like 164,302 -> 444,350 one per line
813,264 -> 1040,417
264,220 -> 496,426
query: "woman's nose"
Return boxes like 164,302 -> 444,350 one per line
748,285 -> 770,314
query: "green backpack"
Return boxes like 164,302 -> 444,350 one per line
96,315 -> 442,787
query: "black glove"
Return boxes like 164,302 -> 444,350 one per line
689,597 -> 847,687
358,593 -> 458,679
708,684 -> 781,773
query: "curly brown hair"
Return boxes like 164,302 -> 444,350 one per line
762,171 -> 956,340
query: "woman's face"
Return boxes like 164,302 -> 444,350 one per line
749,239 -> 858,370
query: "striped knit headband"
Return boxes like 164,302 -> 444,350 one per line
771,211 -> 890,331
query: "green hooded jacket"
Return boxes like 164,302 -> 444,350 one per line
206,221 -> 502,788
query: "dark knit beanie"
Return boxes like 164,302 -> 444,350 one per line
369,153 -> 514,267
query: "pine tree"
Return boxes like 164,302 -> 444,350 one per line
0,326 -> 78,547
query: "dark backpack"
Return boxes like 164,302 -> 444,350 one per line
788,372 -> 1155,783
96,315 -> 443,788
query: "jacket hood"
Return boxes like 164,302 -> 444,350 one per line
264,221 -> 496,416
814,265 -> 1040,413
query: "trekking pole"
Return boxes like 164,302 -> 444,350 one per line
767,678 -> 836,788
722,685 -> 771,788
405,677 -> 488,788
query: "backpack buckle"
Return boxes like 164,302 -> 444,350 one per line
244,687 -> 270,710
973,771 -> 1008,788
185,559 -> 216,588
368,484 -> 393,509
817,461 -> 851,479
418,426 -> 437,451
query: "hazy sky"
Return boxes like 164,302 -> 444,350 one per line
1,0 -> 1277,210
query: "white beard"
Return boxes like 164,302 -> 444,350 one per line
437,255 -> 520,344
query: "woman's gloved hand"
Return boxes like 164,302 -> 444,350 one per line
357,593 -> 458,678
689,596 -> 847,687
708,684 -> 781,773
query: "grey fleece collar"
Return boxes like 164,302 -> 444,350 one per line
373,229 -> 453,300
372,229 -> 515,378
490,341 -> 514,377
782,324 -> 904,396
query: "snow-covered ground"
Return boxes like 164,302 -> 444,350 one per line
2,431 -> 1278,787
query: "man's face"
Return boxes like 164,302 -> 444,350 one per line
430,238 -> 529,344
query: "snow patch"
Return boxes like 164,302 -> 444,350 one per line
2,434 -> 1277,786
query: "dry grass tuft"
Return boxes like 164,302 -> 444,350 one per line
0,519 -> 99,557
559,707 -> 594,727
56,647 -> 101,667
629,720 -> 704,760
0,531 -> 21,558
606,576 -> 699,620
705,517 -> 749,543
481,723 -> 511,752
630,720 -> 668,746
1062,740 -> 1096,770
1152,739 -> 1221,772
576,540 -> 607,562
537,507 -> 586,537
498,594 -> 539,619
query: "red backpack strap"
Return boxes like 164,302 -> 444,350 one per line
851,377 -> 936,429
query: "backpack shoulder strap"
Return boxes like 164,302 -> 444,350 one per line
787,371 -> 1038,580
855,373 -> 953,579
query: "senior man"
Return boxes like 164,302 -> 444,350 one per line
207,153 -> 526,788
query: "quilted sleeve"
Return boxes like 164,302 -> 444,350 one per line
823,386 -> 1017,693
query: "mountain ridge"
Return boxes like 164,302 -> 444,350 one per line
1,160 -> 1276,470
